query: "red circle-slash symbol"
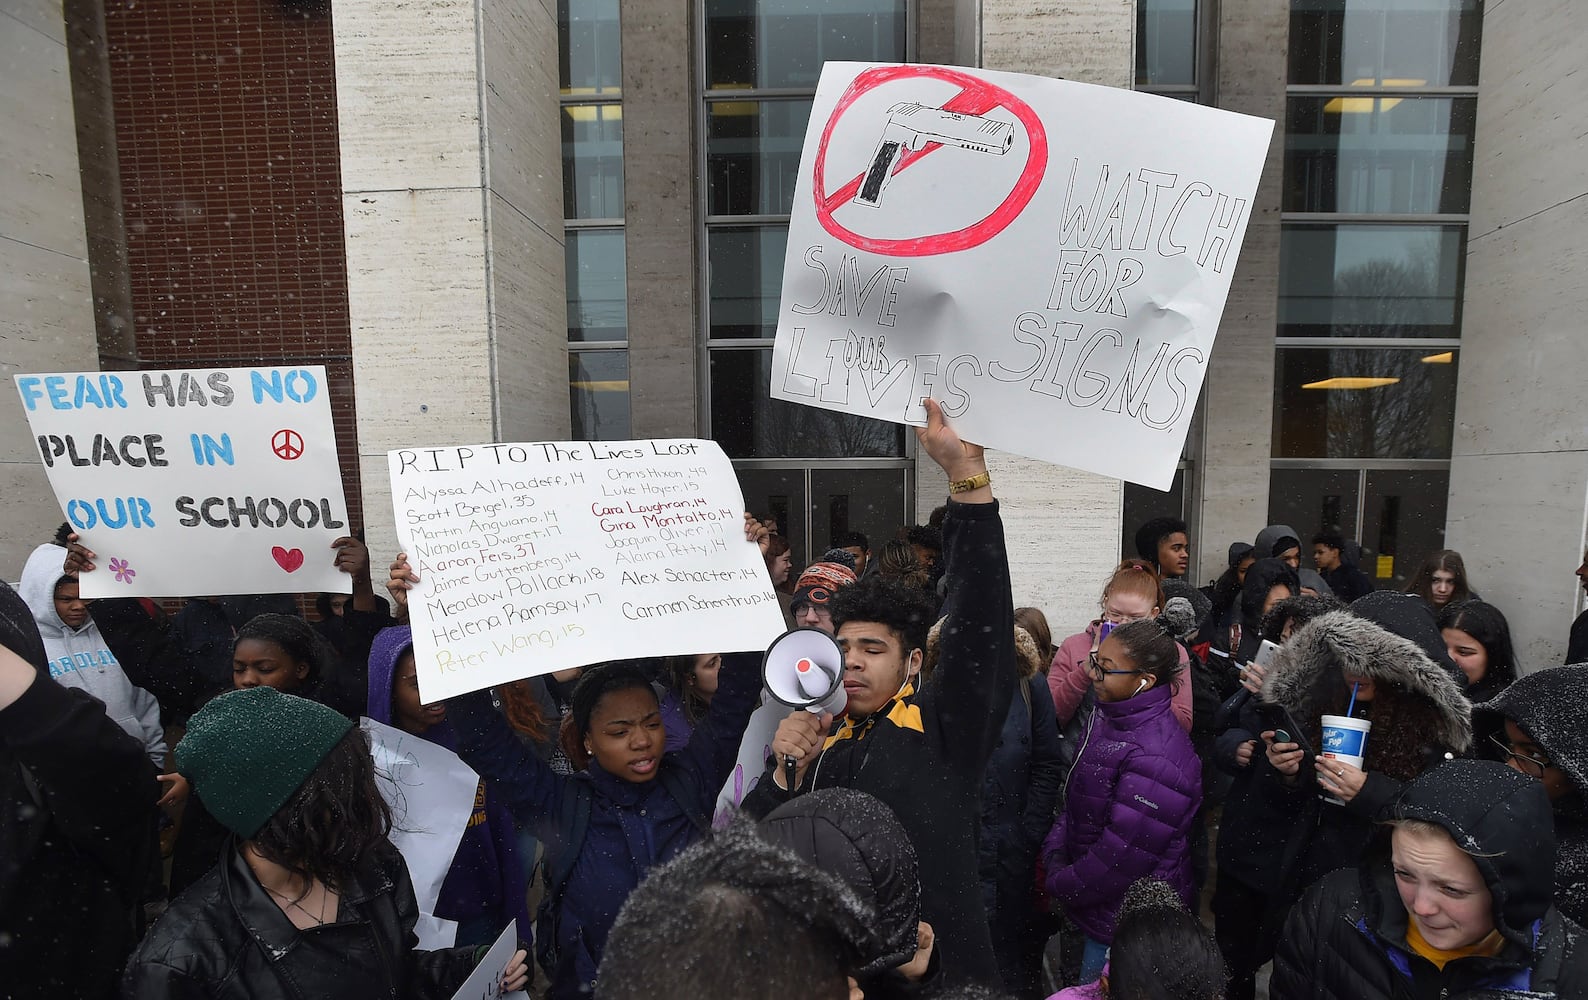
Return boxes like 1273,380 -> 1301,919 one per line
271,429 -> 305,461
813,65 -> 1049,257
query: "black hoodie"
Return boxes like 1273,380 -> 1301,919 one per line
1474,664 -> 1588,926
1350,591 -> 1463,682
760,788 -> 934,997
1273,759 -> 1587,1000
1233,558 -> 1300,663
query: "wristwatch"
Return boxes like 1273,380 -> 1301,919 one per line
948,470 -> 991,494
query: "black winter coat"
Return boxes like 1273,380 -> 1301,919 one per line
1211,691 -> 1295,894
1272,760 -> 1588,999
123,842 -> 480,1000
1272,867 -> 1586,1000
744,499 -> 1017,986
978,674 -> 1064,997
0,583 -> 160,1000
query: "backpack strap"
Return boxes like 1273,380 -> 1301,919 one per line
535,780 -> 593,974
545,779 -> 593,903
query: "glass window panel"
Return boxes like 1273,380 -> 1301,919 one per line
709,225 -> 787,340
1272,347 -> 1459,459
569,350 -> 630,440
710,349 -> 906,459
559,0 -> 622,95
735,468 -> 808,567
565,229 -> 627,342
1136,0 -> 1197,87
1278,224 -> 1464,338
705,0 -> 907,90
1289,0 -> 1481,87
1269,467 -> 1364,547
1360,469 -> 1449,589
562,104 -> 624,219
707,99 -> 813,216
1285,97 -> 1475,214
810,469 -> 908,568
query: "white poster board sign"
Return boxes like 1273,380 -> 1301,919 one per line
363,717 -> 478,948
449,922 -> 528,1000
13,366 -> 351,596
715,695 -> 785,823
388,439 -> 787,703
771,63 -> 1274,489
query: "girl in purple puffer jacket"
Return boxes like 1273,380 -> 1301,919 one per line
1041,618 -> 1202,985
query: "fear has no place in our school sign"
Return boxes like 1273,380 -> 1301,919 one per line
15,366 -> 351,598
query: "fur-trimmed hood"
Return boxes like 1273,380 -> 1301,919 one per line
1261,610 -> 1472,757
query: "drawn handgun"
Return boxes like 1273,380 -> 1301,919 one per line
852,102 -> 1015,209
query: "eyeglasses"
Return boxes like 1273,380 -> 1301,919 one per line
1086,651 -> 1144,680
1489,733 -> 1553,778
1100,610 -> 1151,626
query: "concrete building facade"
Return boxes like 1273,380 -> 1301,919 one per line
3,0 -> 1586,664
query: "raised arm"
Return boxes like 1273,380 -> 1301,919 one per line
446,688 -> 567,837
674,650 -> 763,797
1,585 -> 160,895
915,399 -> 1015,773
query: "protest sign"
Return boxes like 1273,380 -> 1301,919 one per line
414,912 -> 461,951
449,922 -> 527,1000
388,439 -> 787,702
715,696 -> 785,823
13,366 -> 351,597
363,717 -> 479,946
771,63 -> 1274,489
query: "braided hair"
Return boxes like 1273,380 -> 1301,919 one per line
560,660 -> 661,770
233,613 -> 337,693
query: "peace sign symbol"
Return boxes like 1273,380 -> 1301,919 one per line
271,428 -> 305,461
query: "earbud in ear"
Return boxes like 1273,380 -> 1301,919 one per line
1135,678 -> 1148,695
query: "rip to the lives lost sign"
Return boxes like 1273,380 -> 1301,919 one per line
771,63 -> 1274,489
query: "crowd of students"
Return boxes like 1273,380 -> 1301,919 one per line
5,402 -> 1588,999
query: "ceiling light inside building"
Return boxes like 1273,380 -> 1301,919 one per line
1421,352 -> 1454,364
1302,377 -> 1401,390
1323,78 -> 1427,114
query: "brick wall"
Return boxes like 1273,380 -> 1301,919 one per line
103,0 -> 365,532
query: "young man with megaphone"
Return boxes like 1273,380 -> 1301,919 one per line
742,397 -> 1016,989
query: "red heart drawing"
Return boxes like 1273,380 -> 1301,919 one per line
271,546 -> 305,573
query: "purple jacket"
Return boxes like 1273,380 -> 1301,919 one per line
367,626 -> 530,943
1041,683 -> 1201,944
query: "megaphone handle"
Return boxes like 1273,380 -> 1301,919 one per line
783,754 -> 799,796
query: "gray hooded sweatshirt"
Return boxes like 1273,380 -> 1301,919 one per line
19,544 -> 166,767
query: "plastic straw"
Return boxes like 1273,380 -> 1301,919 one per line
1347,681 -> 1360,716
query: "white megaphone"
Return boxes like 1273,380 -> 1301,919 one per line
762,628 -> 848,793
763,627 -> 848,716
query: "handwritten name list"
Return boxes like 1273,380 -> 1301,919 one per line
389,439 -> 787,702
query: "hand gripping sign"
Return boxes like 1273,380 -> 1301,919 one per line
773,63 -> 1274,490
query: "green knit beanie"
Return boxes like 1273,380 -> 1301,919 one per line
176,686 -> 353,838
